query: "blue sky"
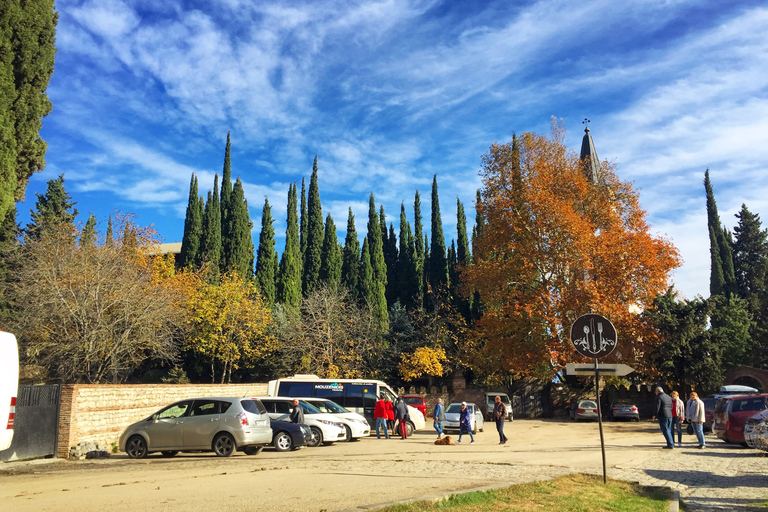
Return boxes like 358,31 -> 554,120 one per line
21,0 -> 768,300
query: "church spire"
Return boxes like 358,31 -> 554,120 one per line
579,119 -> 601,185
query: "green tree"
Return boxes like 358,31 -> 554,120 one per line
277,184 -> 302,308
413,190 -> 425,307
179,174 -> 202,268
199,176 -> 222,279
221,178 -> 253,277
359,237 -> 373,303
105,215 -> 114,247
427,175 -> 447,300
708,293 -> 753,370
319,213 -> 341,288
219,132 -> 233,263
379,205 -> 397,306
366,194 -> 388,331
341,208 -> 360,295
454,198 -> 471,319
397,203 -> 418,309
0,0 -> 57,221
303,157 -> 323,294
80,213 -> 96,248
300,177 -> 307,261
705,170 -> 736,296
25,174 -> 77,241
255,197 -> 277,307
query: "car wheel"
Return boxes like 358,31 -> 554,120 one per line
405,421 -> 415,438
243,445 -> 263,456
125,435 -> 148,459
343,425 -> 353,442
308,426 -> 323,447
274,432 -> 293,452
212,432 -> 236,457
161,450 -> 178,457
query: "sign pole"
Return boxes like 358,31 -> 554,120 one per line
594,357 -> 607,484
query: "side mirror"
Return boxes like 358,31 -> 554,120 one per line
152,414 -> 159,423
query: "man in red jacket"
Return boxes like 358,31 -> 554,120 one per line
374,396 -> 390,439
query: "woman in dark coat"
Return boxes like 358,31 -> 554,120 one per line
457,402 -> 475,444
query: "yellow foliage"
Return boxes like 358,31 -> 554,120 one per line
399,347 -> 447,382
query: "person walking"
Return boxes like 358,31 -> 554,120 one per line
654,386 -> 674,449
433,398 -> 445,438
374,396 -> 390,439
670,391 -> 685,447
686,391 -> 707,449
493,395 -> 508,445
290,398 -> 304,424
394,396 -> 409,439
456,402 -> 475,444
385,396 -> 395,436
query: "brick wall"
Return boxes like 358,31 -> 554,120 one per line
56,383 -> 268,458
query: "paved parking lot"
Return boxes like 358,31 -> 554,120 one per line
1,419 -> 766,511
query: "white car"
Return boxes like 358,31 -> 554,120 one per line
299,398 -> 370,441
258,397 -> 346,447
443,402 -> 484,434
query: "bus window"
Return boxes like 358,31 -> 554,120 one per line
278,382 -> 314,397
345,384 -> 377,411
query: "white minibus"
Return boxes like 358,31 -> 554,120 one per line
0,331 -> 19,451
267,374 -> 426,436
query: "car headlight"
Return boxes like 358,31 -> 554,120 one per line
317,419 -> 335,425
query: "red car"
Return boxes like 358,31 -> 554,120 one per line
713,394 -> 768,444
402,395 -> 427,418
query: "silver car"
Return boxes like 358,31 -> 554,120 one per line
119,397 -> 272,459
443,402 -> 485,434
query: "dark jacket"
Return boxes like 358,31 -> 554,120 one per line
459,407 -> 472,433
655,392 -> 673,419
290,403 -> 305,424
394,399 -> 409,420
493,401 -> 507,421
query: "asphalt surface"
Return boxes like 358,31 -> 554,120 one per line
1,419 -> 766,511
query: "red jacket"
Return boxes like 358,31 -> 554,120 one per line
374,399 -> 387,419
385,400 -> 395,420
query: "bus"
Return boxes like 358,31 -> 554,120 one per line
0,332 -> 19,452
267,375 -> 426,436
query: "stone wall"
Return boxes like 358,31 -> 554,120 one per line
56,383 -> 267,458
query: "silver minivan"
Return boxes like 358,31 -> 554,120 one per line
484,392 -> 513,421
119,397 -> 272,459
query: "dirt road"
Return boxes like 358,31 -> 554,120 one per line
1,420 -> 759,512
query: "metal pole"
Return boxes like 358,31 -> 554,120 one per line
595,358 -> 607,483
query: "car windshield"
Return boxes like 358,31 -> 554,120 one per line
404,397 -> 423,406
309,400 -> 348,414
299,401 -> 322,414
446,404 -> 463,414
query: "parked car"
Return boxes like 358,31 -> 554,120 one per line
443,402 -> 484,434
258,397 -> 346,447
299,397 -> 370,440
119,397 -> 273,459
701,397 -> 717,432
402,395 -> 427,419
484,392 -> 513,421
269,419 -> 312,452
568,399 -> 599,421
744,408 -> 768,451
713,394 -> 768,444
608,399 -> 639,421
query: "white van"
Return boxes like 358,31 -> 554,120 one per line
267,375 -> 426,436
0,332 -> 19,452
300,397 -> 370,441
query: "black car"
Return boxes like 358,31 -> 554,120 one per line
269,419 -> 312,452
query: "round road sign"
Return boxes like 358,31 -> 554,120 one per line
570,314 -> 617,359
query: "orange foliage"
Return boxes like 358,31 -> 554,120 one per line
462,132 -> 680,378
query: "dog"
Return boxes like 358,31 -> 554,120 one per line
434,435 -> 454,445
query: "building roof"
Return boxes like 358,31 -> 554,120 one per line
579,127 -> 601,185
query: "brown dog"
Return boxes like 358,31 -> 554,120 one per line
434,435 -> 454,445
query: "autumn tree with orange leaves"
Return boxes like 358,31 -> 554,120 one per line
461,131 -> 680,381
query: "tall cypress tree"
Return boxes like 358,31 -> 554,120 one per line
319,213 -> 342,288
367,194 -> 388,330
397,203 -> 417,309
179,174 -> 202,268
705,170 -> 735,296
300,177 -> 308,261
359,237 -> 373,302
303,157 -> 324,294
456,198 -> 470,267
379,205 -> 397,306
255,197 -> 277,306
199,176 -> 222,279
105,216 -> 114,247
277,184 -> 302,308
25,174 -> 77,241
448,240 -> 457,289
428,175 -> 448,297
413,190 -> 425,308
221,178 -> 253,277
80,213 -> 97,248
341,208 -> 360,295
219,132 -> 234,269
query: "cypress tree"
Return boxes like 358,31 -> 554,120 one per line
219,132 -> 234,269
319,213 -> 341,287
705,170 -> 735,296
379,205 -> 397,306
179,174 -> 202,268
300,177 -> 307,260
367,194 -> 388,330
221,177 -> 253,277
397,203 -> 417,309
428,175 -> 448,295
456,198 -> 470,266
359,237 -> 373,302
303,157 -> 324,294
733,204 -> 768,298
0,0 -> 57,221
25,174 -> 77,241
80,213 -> 97,248
199,176 -> 222,279
105,216 -> 114,247
413,190 -> 425,307
341,208 -> 360,295
255,197 -> 277,306
448,240 -> 457,289
277,184 -> 302,308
